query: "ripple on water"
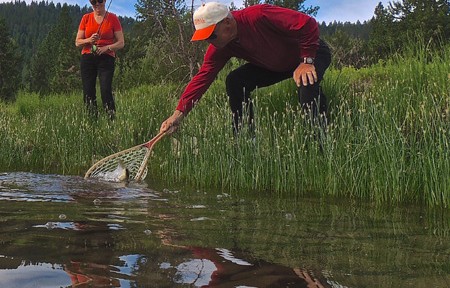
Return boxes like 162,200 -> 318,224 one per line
0,172 -> 163,203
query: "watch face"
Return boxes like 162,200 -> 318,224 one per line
305,57 -> 314,64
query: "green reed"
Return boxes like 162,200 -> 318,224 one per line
0,85 -> 174,175
155,43 -> 449,208
0,44 -> 448,207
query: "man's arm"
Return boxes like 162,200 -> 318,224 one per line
160,46 -> 231,134
259,5 -> 320,87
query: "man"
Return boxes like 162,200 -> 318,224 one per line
160,2 -> 331,135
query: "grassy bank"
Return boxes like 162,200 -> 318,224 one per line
1,44 -> 449,208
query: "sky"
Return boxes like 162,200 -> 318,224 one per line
0,0 -> 390,23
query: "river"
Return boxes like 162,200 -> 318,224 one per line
0,172 -> 448,287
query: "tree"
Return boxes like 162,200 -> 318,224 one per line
368,2 -> 397,59
0,1 -> 134,90
264,0 -> 319,15
49,5 -> 80,93
324,29 -> 367,68
243,0 -> 262,7
369,0 -> 450,60
29,5 -> 80,94
0,17 -> 22,101
134,0 -> 202,83
240,0 -> 319,15
132,0 -> 321,87
388,0 -> 450,42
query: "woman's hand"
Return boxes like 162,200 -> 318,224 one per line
95,46 -> 111,55
89,33 -> 99,45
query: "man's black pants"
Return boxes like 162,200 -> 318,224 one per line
226,39 -> 332,134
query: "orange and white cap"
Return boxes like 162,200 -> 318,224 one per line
191,2 -> 229,41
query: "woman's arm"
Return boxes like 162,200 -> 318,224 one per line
75,30 -> 99,47
108,30 -> 124,51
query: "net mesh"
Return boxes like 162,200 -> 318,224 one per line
87,146 -> 149,181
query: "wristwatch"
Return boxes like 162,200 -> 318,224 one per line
303,57 -> 314,64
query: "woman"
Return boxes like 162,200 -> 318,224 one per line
75,0 -> 124,119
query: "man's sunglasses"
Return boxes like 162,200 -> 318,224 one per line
207,32 -> 218,41
90,0 -> 103,5
206,19 -> 225,41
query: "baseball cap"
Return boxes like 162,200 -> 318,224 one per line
191,2 -> 229,41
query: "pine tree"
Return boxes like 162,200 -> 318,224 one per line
49,5 -> 80,93
264,0 -> 319,15
369,0 -> 450,60
388,0 -> 450,43
29,5 -> 80,94
0,17 -> 22,101
369,2 -> 397,59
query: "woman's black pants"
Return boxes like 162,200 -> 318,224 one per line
80,53 -> 116,119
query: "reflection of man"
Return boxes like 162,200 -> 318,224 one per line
158,229 -> 330,287
64,260 -> 122,287
169,247 -> 330,287
64,260 -> 121,287
62,221 -> 121,287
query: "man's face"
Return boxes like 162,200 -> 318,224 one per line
206,18 -> 233,48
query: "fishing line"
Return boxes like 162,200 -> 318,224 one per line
91,0 -> 113,53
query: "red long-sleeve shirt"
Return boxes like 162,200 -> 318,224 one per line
176,4 -> 320,114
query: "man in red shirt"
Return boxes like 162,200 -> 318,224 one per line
160,2 -> 331,135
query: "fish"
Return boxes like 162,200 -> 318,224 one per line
96,160 -> 130,182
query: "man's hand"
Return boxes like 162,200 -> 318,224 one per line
160,110 -> 185,135
293,63 -> 317,87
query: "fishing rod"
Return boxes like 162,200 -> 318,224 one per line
91,0 -> 113,54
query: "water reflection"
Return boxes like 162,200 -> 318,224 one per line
0,259 -> 71,288
64,260 -> 121,287
162,247 -> 329,287
0,172 -> 448,287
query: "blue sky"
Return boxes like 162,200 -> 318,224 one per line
0,0 -> 390,23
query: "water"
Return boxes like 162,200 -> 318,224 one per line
0,172 -> 448,287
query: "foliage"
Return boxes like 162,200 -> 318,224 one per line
241,0 -> 318,15
320,20 -> 372,40
126,0 -> 319,90
369,0 -> 450,59
265,0 -> 318,15
322,29 -> 367,69
134,0 -> 203,81
29,5 -> 80,94
0,17 -> 22,101
49,6 -> 81,93
389,0 -> 449,38
0,41 -> 449,208
1,0 -> 449,95
0,0 -> 135,89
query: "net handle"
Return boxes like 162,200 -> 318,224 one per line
135,131 -> 166,181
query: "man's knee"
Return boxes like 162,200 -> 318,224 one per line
225,69 -> 243,93
298,84 -> 327,115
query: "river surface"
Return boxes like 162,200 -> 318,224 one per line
0,172 -> 448,287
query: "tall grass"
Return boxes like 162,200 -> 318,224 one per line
0,85 -> 175,174
0,43 -> 448,208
